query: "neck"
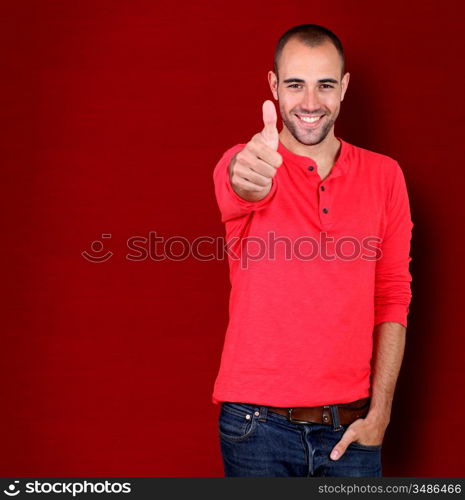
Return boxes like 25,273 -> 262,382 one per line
279,126 -> 341,169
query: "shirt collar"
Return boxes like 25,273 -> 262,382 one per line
277,136 -> 350,179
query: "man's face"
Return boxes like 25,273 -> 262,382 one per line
269,38 -> 350,146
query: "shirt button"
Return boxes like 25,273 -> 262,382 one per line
322,208 -> 328,214
308,166 -> 314,171
320,185 -> 325,191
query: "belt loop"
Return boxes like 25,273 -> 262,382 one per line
330,404 -> 343,431
258,405 -> 268,422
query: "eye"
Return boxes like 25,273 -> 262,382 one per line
320,84 -> 334,89
288,84 -> 302,89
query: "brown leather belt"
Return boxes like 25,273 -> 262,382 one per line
268,397 -> 370,426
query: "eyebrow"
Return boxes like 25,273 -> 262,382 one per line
283,78 -> 339,84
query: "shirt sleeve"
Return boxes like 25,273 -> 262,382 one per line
213,143 -> 279,223
374,160 -> 414,328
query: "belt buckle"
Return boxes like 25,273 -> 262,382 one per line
288,408 -> 311,425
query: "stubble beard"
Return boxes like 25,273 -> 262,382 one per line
281,111 -> 336,146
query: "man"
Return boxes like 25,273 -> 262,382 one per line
212,24 -> 413,477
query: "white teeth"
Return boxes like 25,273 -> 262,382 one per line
299,115 -> 321,123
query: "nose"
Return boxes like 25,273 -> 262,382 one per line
300,87 -> 321,113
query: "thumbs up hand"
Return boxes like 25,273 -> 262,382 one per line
229,100 -> 283,201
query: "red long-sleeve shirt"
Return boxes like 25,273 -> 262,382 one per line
212,138 -> 413,407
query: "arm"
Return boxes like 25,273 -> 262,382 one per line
330,321 -> 406,460
366,321 -> 406,428
330,161 -> 413,460
365,160 -> 413,431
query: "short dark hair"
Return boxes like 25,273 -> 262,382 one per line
273,24 -> 345,80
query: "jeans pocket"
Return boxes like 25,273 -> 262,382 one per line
338,424 -> 382,451
348,441 -> 382,451
218,403 -> 258,442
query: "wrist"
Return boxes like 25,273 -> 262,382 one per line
365,410 -> 390,429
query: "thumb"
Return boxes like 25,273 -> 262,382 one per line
330,426 -> 357,460
261,100 -> 279,150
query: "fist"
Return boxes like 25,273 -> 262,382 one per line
229,100 -> 283,200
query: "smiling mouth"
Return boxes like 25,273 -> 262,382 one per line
295,113 -> 325,124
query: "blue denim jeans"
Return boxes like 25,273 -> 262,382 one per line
218,401 -> 382,477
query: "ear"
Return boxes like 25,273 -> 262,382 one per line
340,72 -> 350,102
268,71 -> 279,101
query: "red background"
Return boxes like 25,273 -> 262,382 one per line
1,0 -> 464,476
